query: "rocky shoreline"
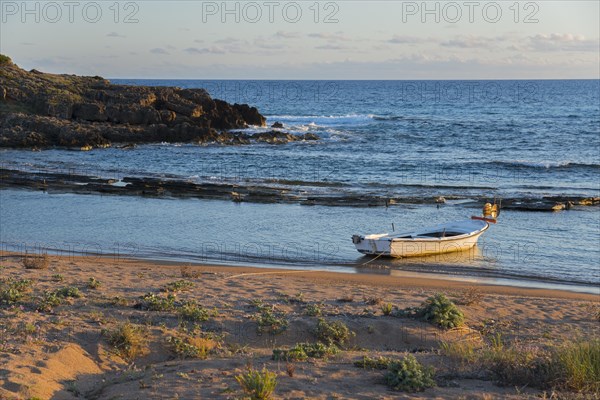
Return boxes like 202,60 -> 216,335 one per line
1,167 -> 598,211
0,55 -> 318,148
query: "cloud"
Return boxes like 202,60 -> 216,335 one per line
440,35 -> 505,49
388,35 -> 430,44
107,32 -> 126,38
308,32 -> 351,42
315,44 -> 351,50
184,46 -> 226,55
150,48 -> 169,55
274,31 -> 300,39
527,33 -> 599,52
20,42 -> 35,46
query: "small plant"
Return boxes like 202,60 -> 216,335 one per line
55,286 -> 81,298
273,342 -> 338,361
0,54 -> 11,65
167,335 -> 217,359
104,322 -> 148,360
380,303 -> 394,316
22,254 -> 49,270
254,306 -> 288,335
402,294 -> 464,329
52,274 -> 64,282
304,303 -> 322,316
36,291 -> 62,312
354,355 -> 394,370
236,367 -> 277,400
178,300 -> 215,322
137,293 -> 176,311
554,339 -> 600,393
384,355 -> 435,392
87,277 -> 101,289
0,278 -> 33,305
315,318 -> 354,346
162,280 -> 194,293
286,363 -> 295,377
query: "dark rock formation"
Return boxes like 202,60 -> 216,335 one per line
0,56 -> 321,149
271,121 -> 284,128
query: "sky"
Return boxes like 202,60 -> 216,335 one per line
0,1 -> 599,79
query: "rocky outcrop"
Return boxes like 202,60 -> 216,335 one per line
0,56 -> 319,148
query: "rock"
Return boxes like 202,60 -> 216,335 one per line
435,196 -> 446,204
0,57 -> 269,148
271,121 -> 284,128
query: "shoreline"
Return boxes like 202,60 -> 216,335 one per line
2,252 -> 597,300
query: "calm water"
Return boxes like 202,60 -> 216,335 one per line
1,80 -> 599,288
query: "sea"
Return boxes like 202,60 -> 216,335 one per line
1,80 -> 599,292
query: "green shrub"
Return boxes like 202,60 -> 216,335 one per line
104,322 -> 148,360
87,277 -> 101,289
315,318 -> 354,346
137,293 -> 176,311
384,355 -> 435,392
52,274 -> 64,282
273,342 -> 338,361
0,278 -> 33,305
304,303 -> 322,316
554,339 -> 600,393
36,291 -> 62,312
162,280 -> 194,293
0,54 -> 11,65
380,303 -> 394,316
486,345 -> 554,388
254,306 -> 288,334
354,355 -> 394,370
55,286 -> 81,298
167,335 -> 217,359
236,367 -> 277,400
178,300 -> 214,322
419,294 -> 464,329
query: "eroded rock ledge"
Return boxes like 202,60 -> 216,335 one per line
0,55 -> 317,148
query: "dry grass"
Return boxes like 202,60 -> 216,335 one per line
22,254 -> 49,270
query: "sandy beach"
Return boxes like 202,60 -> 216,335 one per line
0,252 -> 598,399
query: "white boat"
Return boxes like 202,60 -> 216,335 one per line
352,217 -> 492,258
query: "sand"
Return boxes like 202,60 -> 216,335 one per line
0,252 -> 598,399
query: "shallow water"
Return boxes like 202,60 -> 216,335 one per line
1,80 -> 599,290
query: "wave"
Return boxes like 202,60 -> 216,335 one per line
488,160 -> 600,170
266,114 -> 375,126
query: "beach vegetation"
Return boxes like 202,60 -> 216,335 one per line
52,274 -> 64,282
401,293 -> 464,329
22,254 -> 49,270
55,286 -> 81,298
315,318 -> 354,346
384,355 -> 435,392
236,366 -> 278,400
167,335 -> 218,359
180,266 -> 201,278
36,290 -> 62,312
104,322 -> 149,360
137,292 -> 176,311
354,355 -> 395,370
178,300 -> 215,322
253,304 -> 288,334
0,278 -> 33,305
304,303 -> 323,316
87,277 -> 101,289
161,279 -> 194,293
0,54 -> 11,65
273,342 -> 338,361
380,303 -> 394,316
337,294 -> 354,302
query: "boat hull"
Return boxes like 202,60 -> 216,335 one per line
353,219 -> 489,258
